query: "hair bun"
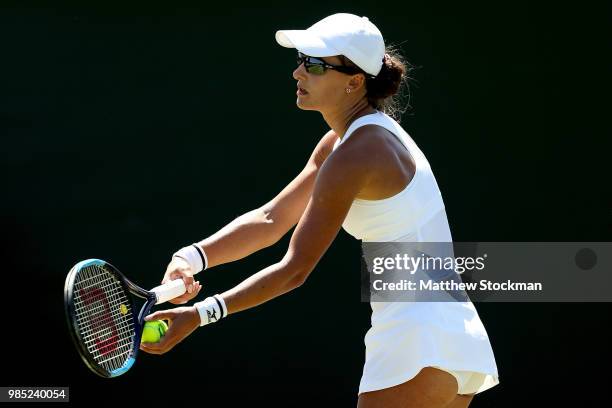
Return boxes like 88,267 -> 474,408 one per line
340,47 -> 410,119
363,48 -> 411,119
367,53 -> 405,100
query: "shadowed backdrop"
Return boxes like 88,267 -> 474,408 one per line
1,1 -> 610,406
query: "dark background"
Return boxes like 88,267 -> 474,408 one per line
1,0 -> 610,406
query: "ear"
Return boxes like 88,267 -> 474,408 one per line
347,73 -> 367,92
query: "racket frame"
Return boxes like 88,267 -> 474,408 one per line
64,259 -> 158,378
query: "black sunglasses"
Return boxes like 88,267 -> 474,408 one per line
296,52 -> 363,76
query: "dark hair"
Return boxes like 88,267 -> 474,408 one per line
339,45 -> 413,120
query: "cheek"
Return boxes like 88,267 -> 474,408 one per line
312,80 -> 342,102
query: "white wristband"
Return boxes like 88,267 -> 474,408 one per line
173,244 -> 208,274
195,295 -> 227,326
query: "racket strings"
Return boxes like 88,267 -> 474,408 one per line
72,265 -> 135,373
75,268 -> 133,373
74,271 -> 130,366
74,283 -> 130,325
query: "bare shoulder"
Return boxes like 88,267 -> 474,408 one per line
310,129 -> 340,168
321,128 -> 340,144
313,131 -> 373,201
318,127 -> 382,182
324,124 -> 417,200
331,125 -> 391,168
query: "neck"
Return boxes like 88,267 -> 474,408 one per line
322,99 -> 377,140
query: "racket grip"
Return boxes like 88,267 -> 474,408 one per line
151,279 -> 187,304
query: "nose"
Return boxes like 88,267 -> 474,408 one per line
293,62 -> 307,81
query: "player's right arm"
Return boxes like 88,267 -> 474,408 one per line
164,130 -> 338,303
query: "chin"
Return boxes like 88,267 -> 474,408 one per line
296,98 -> 319,111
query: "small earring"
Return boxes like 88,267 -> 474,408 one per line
346,88 -> 351,94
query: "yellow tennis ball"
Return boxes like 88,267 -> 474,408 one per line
141,320 -> 168,343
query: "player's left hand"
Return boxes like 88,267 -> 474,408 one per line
139,306 -> 200,355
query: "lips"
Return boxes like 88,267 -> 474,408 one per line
297,86 -> 309,95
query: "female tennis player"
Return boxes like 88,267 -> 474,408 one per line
141,13 -> 499,407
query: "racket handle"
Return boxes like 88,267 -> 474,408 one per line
151,279 -> 187,304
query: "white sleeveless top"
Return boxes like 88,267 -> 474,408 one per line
332,111 -> 500,395
332,111 -> 452,243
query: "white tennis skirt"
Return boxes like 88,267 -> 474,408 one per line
359,301 -> 499,395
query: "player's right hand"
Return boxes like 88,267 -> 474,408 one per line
162,257 -> 202,305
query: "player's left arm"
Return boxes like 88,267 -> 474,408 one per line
140,136 -> 376,354
220,140 -> 374,314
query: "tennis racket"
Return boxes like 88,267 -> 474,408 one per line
64,258 -> 187,378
